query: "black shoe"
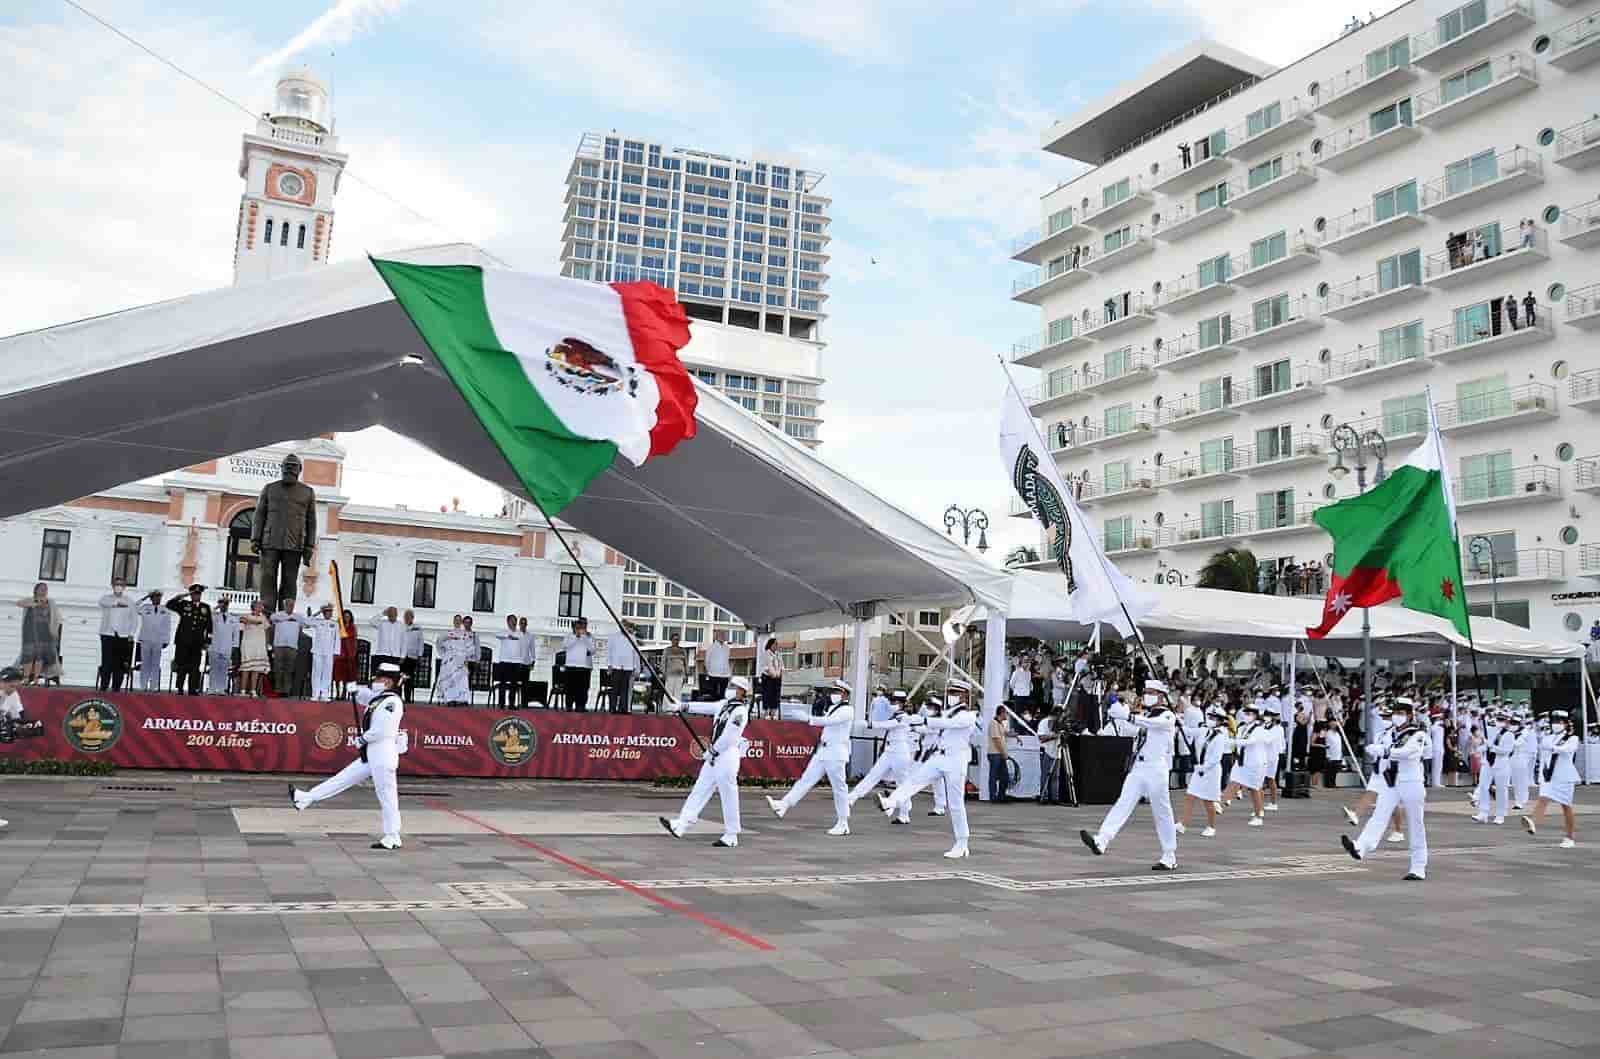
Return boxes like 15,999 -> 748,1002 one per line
658,816 -> 681,839
1340,834 -> 1362,861
890,818 -> 908,825
1403,872 -> 1424,881
1151,860 -> 1176,872
713,837 -> 735,847
369,840 -> 399,851
1079,829 -> 1103,856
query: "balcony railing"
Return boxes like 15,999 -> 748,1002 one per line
1076,475 -> 1157,502
1012,254 -> 1092,296
1434,382 -> 1555,429
1316,201 -> 1421,247
1414,53 -> 1536,124
1083,295 -> 1155,334
1097,409 -> 1158,442
1044,419 -> 1096,453
1419,146 -> 1541,211
1427,314 -> 1552,355
1577,456 -> 1600,491
1157,267 -> 1233,308
1412,0 -> 1534,64
1323,271 -> 1422,315
1237,433 -> 1329,472
1083,178 -> 1153,225
1235,364 -> 1324,404
1556,117 -> 1600,165
1463,546 -> 1564,583
1551,11 -> 1600,65
1569,282 -> 1600,323
1010,323 -> 1080,364
1314,53 -> 1415,114
1583,543 -> 1600,576
1084,351 -> 1156,389
1158,331 -> 1236,367
1011,207 -> 1087,255
1023,373 -> 1083,406
1166,513 -> 1252,545
1229,295 -> 1322,343
1454,463 -> 1560,504
1162,453 -> 1238,484
1423,220 -> 1546,280
1160,390 -> 1235,424
1105,532 -> 1159,555
1254,502 -> 1328,533
1560,198 -> 1600,245
1229,233 -> 1317,280
1316,116 -> 1419,170
1327,338 -> 1426,380
1222,99 -> 1313,156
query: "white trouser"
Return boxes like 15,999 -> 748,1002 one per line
886,757 -> 967,844
932,764 -> 948,811
1511,758 -> 1532,805
1476,763 -> 1512,817
1354,780 -> 1427,876
849,752 -> 913,821
1096,769 -> 1176,858
673,756 -> 741,839
779,756 -> 849,823
311,653 -> 335,700
138,642 -> 163,690
300,758 -> 402,838
207,651 -> 231,694
1430,753 -> 1444,788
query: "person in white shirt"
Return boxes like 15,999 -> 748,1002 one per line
1472,710 -> 1517,825
1429,708 -> 1447,789
850,690 -> 916,823
97,580 -> 139,691
1220,704 -> 1273,827
269,601 -> 306,696
868,686 -> 893,724
308,604 -> 342,701
494,615 -> 526,709
661,677 -> 752,847
606,625 -> 640,714
768,678 -> 854,836
135,591 -> 173,692
1009,661 -> 1034,707
1522,709 -> 1581,848
759,637 -> 784,718
517,617 -> 539,705
368,607 -> 408,673
1098,701 -> 1137,737
703,632 -> 732,700
1261,711 -> 1286,812
878,680 -> 979,858
401,610 -> 425,704
1511,710 -> 1537,809
560,618 -> 596,711
1081,680 -> 1181,870
292,663 -> 409,850
1322,722 -> 1345,789
1177,706 -> 1231,838
1341,697 -> 1430,880
207,598 -> 241,695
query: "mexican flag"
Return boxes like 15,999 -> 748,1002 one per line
1307,401 -> 1471,640
372,259 -> 697,514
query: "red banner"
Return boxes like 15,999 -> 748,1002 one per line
1,689 -> 817,782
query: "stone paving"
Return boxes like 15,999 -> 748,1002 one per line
1,772 -> 1598,1058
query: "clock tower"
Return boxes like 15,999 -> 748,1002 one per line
232,68 -> 348,286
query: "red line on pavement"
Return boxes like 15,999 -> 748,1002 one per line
429,801 -> 775,952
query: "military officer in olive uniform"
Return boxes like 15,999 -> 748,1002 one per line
164,584 -> 213,695
252,453 -> 317,613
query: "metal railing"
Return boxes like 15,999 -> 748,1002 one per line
1579,456 -> 1600,490
1550,10 -> 1600,60
1428,314 -> 1551,353
1325,270 -> 1417,313
1235,364 -> 1323,403
1229,156 -> 1313,200
1454,463 -> 1560,503
1077,475 -> 1157,500
1581,543 -> 1600,576
1162,453 -> 1238,484
1229,295 -> 1320,340
1412,0 -> 1532,58
1236,433 -> 1329,471
1561,199 -> 1600,243
1023,373 -> 1083,405
1230,233 -> 1316,278
1254,501 -> 1328,533
1568,282 -> 1600,321
1315,54 -> 1413,110
1160,389 -> 1235,423
1318,201 -> 1419,244
1434,381 -> 1555,428
1010,323 -> 1077,363
1463,546 -> 1563,582
1099,75 -> 1261,164
1083,295 -> 1155,333
1153,196 -> 1231,236
1328,338 -> 1425,378
1556,117 -> 1600,164
1012,254 -> 1092,295
1347,407 -> 1429,440
1082,176 -> 1152,224
1011,207 -> 1083,254
1163,507 -> 1326,544
1045,420 -> 1098,452
1419,145 -> 1540,209
1085,351 -> 1156,387
1159,329 -> 1234,364
1097,409 -> 1158,440
1318,117 -> 1414,164
1223,98 -> 1312,153
1152,144 -> 1226,183
1105,531 -> 1160,554
1424,220 -> 1545,279
1159,266 -> 1233,304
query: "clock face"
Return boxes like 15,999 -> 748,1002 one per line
277,172 -> 306,198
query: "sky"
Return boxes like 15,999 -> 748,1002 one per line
2,0 -> 1396,567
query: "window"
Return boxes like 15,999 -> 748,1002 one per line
714,607 -> 734,622
111,535 -> 141,586
1255,358 -> 1291,395
1103,225 -> 1132,253
1372,180 -> 1418,221
685,604 -> 706,622
663,582 -> 686,598
412,561 -> 438,609
224,509 -> 258,591
1383,393 -> 1428,436
264,218 -> 273,244
1247,157 -> 1283,190
1460,450 -> 1514,501
38,529 -> 70,581
1252,293 -> 1290,330
279,221 -> 289,247
1198,312 -> 1232,349
1104,402 -> 1134,435
1444,149 -> 1497,197
1468,599 -> 1529,628
663,603 -> 684,621
1453,301 -> 1494,344
1195,128 -> 1227,160
1466,529 -> 1518,578
1249,231 -> 1287,269
918,610 -> 941,627
1200,436 -> 1234,473
684,626 -> 705,644
1197,253 -> 1231,287
1104,460 -> 1130,490
1256,424 -> 1291,461
1380,320 -> 1424,362
1201,499 -> 1235,537
1245,101 -> 1282,138
1376,248 -> 1421,291
917,653 -> 937,669
351,555 -> 377,604
558,572 -> 584,618
1456,373 -> 1510,424
1435,0 -> 1487,46
1199,374 -> 1233,412
1101,177 -> 1130,207
1368,98 -> 1413,136
1104,345 -> 1133,378
1366,36 -> 1410,78
1105,515 -> 1133,551
1256,488 -> 1295,529
1196,182 -> 1229,212
296,224 -> 306,249
472,565 -> 497,613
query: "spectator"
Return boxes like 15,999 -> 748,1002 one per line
662,633 -> 691,706
369,606 -> 407,674
1009,658 -> 1034,707
14,583 -> 62,687
703,631 -> 732,700
97,579 -> 138,691
308,603 -> 341,701
291,609 -> 314,699
401,610 -> 424,703
237,601 -> 271,697
436,616 -> 473,706
517,616 -> 538,706
1051,662 -> 1068,707
333,609 -> 358,698
1038,707 -> 1062,802
268,599 -> 304,696
561,618 -> 596,711
1523,290 -> 1537,327
987,709 -> 1011,802
495,615 -> 525,709
760,636 -> 784,718
607,624 -> 639,714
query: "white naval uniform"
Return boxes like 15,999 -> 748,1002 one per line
885,705 -> 978,850
775,700 -> 854,825
1093,710 -> 1178,864
296,686 -> 409,840
916,714 -> 948,813
1186,725 -> 1231,802
669,698 -> 749,842
1232,722 -> 1273,791
1429,719 -> 1446,788
1351,725 -> 1430,877
135,600 -> 172,691
1538,731 -> 1581,807
1098,718 -> 1137,737
208,611 -> 241,694
308,617 -> 341,700
1364,717 -> 1393,793
1474,727 -> 1515,820
1511,726 -> 1537,806
849,712 -> 916,823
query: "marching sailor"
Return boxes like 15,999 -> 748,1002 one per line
849,689 -> 916,824
917,698 -> 949,817
1098,700 -> 1137,737
1341,704 -> 1391,827
767,678 -> 854,835
660,676 -> 751,847
1511,710 -> 1537,810
1471,710 -> 1516,825
1080,680 -> 1180,871
1220,703 -> 1272,827
1177,705 -> 1231,838
1429,706 -> 1447,789
878,680 -> 978,858
1521,709 -> 1580,849
1340,696 -> 1429,880
1261,707 -> 1286,812
291,662 -> 409,850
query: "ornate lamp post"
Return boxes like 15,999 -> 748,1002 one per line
1328,424 -> 1387,737
1469,533 -> 1504,700
943,505 -> 990,554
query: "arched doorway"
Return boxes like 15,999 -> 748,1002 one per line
224,508 -> 258,591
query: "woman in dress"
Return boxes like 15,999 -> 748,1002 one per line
759,636 -> 783,718
333,608 -> 359,698
13,583 -> 62,685
436,615 -> 472,706
237,600 -> 271,696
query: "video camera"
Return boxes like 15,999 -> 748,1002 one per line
0,715 -> 44,744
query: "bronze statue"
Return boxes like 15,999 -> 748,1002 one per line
253,454 -> 317,612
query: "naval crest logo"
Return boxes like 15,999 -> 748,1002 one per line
488,717 -> 537,766
543,337 -> 639,397
313,721 -> 346,751
63,698 -> 123,754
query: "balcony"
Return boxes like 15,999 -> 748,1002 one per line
1455,464 -> 1562,509
1232,364 -> 1325,412
1010,325 -> 1088,368
1567,283 -> 1600,330
1012,259 -> 1094,304
1327,341 -> 1431,386
1024,374 -> 1090,413
1081,352 -> 1157,394
1464,547 -> 1565,586
1238,434 -> 1330,474
1412,1 -> 1535,70
1415,53 -> 1538,128
1322,273 -> 1428,321
1106,533 -> 1160,559
1151,147 -> 1233,195
1427,314 -> 1553,362
1570,366 -> 1600,409
1044,419 -> 1098,455
1221,100 -> 1316,161
1435,382 -> 1557,434
1093,232 -> 1156,274
1549,11 -> 1600,71
1576,456 -> 1600,492
1556,117 -> 1600,170
1558,198 -> 1600,249
1419,147 -> 1543,217
1158,332 -> 1238,372
1313,56 -> 1418,117
1076,476 -> 1158,506
1153,198 -> 1234,242
1583,544 -> 1600,579
1083,298 -> 1157,340
1230,298 -> 1324,346
1083,180 -> 1154,228
1316,119 -> 1423,173
1228,157 -> 1316,209
1165,514 -> 1250,550
1162,455 -> 1241,490
1096,410 -> 1160,450
1230,236 -> 1318,287
1011,209 -> 1092,264
1316,203 -> 1426,253
1160,392 -> 1238,430
1423,224 -> 1548,289
1157,270 -> 1234,312
1250,502 -> 1329,540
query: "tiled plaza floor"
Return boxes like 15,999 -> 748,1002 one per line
1,772 -> 1597,1058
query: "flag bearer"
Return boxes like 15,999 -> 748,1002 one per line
661,677 -> 751,847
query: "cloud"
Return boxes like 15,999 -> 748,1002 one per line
754,0 -> 899,63
1141,0 -> 1412,67
249,0 -> 408,76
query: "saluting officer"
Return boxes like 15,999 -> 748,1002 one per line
164,584 -> 213,695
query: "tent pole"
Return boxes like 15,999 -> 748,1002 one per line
1288,638 -> 1299,784
1450,646 -> 1458,726
850,618 -> 872,723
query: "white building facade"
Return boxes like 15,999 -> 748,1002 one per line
1010,0 -> 1600,645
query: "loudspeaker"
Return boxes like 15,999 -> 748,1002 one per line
1283,770 -> 1313,798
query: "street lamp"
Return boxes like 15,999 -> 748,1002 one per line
944,504 -> 990,554
1156,564 -> 1186,669
1469,533 -> 1505,701
1329,423 -> 1388,738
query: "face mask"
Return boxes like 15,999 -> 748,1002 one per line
830,693 -> 842,705
371,680 -> 390,693
1555,722 -> 1569,733
946,695 -> 961,707
1142,693 -> 1158,707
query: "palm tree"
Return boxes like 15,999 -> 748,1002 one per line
1004,546 -> 1041,568
1197,547 -> 1259,593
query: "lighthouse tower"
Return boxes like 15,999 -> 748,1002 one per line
233,68 -> 348,286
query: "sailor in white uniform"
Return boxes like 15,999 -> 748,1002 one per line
1177,705 -> 1231,838
661,676 -> 750,847
768,678 -> 854,835
1340,697 -> 1429,880
1080,680 -> 1180,871
291,662 -> 409,850
135,592 -> 172,691
878,680 -> 978,858
308,604 -> 342,701
1341,704 -> 1391,827
917,700 -> 949,817
849,689 -> 915,824
1098,701 -> 1137,737
1221,703 -> 1272,827
207,600 -> 240,695
1429,708 -> 1446,789
1472,710 -> 1516,824
1511,710 -> 1537,810
1522,710 -> 1581,849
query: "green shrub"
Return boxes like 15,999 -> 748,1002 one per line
0,758 -> 117,777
